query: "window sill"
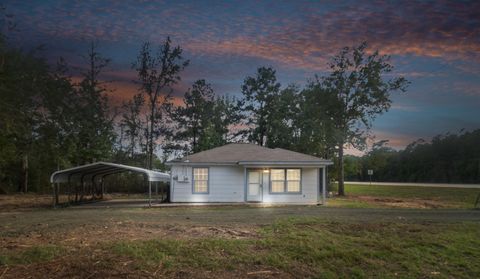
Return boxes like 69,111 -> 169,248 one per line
269,192 -> 302,195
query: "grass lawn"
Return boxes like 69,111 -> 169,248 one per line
1,214 -> 479,278
328,183 -> 480,209
108,219 -> 480,278
1,204 -> 479,278
1,185 -> 480,278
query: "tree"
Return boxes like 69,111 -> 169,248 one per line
0,47 -> 47,192
171,79 -> 214,153
0,32 -> 77,193
33,58 -> 79,189
340,129 -> 480,184
71,42 -> 116,165
169,80 -> 242,154
133,37 -> 189,169
120,93 -> 146,158
264,85 -> 301,149
197,95 -> 242,151
294,81 -> 337,159
320,42 -> 409,195
362,140 -> 398,181
241,67 -> 281,146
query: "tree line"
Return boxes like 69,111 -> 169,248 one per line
0,12 -> 408,194
344,130 -> 480,183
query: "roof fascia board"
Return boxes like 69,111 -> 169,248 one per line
165,162 -> 238,166
239,162 -> 333,167
239,161 -> 333,166
166,161 -> 333,167
241,164 -> 331,168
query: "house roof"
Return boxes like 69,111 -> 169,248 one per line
167,143 -> 333,166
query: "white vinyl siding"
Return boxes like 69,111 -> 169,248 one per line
171,165 -> 322,204
171,166 -> 244,202
193,168 -> 209,193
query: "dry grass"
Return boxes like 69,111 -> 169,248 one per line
328,183 -> 480,208
1,185 -> 480,278
1,217 -> 479,278
0,194 -> 53,212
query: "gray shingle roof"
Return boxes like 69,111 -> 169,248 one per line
167,143 -> 332,165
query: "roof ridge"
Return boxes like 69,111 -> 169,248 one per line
273,147 -> 323,159
184,143 -> 269,156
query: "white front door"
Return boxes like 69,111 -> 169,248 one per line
247,170 -> 263,202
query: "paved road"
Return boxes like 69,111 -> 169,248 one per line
346,181 -> 480,188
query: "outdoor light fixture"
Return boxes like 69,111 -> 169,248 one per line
263,169 -> 270,173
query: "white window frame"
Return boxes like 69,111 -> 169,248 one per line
192,167 -> 209,194
286,169 -> 301,193
270,169 -> 286,193
269,168 -> 302,194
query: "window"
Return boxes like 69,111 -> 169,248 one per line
270,169 -> 301,193
286,169 -> 301,192
248,171 -> 261,195
193,168 -> 209,193
271,169 -> 285,193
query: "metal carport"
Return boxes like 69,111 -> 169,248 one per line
50,162 -> 170,207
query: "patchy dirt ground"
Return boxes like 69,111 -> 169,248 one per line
1,210 -> 259,256
1,253 -> 289,279
2,222 -> 258,252
353,195 -> 447,208
1,206 -> 479,279
0,194 -> 151,213
0,194 -> 54,212
1,193 -> 480,278
1,205 -> 479,253
327,193 -> 474,209
0,207 -> 264,278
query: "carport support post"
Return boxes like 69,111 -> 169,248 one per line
55,183 -> 59,205
322,167 -> 326,205
148,180 -> 152,207
100,179 -> 104,199
52,183 -> 56,208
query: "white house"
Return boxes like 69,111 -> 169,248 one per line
166,143 -> 333,204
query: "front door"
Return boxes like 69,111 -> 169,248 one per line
247,170 -> 263,202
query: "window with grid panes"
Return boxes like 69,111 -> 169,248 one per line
193,168 -> 209,193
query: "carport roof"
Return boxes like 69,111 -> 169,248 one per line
50,162 -> 170,183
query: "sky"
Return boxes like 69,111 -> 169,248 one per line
3,0 -> 480,154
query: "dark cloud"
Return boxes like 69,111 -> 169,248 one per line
3,0 -> 480,151
6,0 -> 479,77
185,0 -> 480,70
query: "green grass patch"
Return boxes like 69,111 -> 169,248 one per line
109,218 -> 480,278
0,245 -> 64,266
329,183 -> 480,208
111,238 -> 254,270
